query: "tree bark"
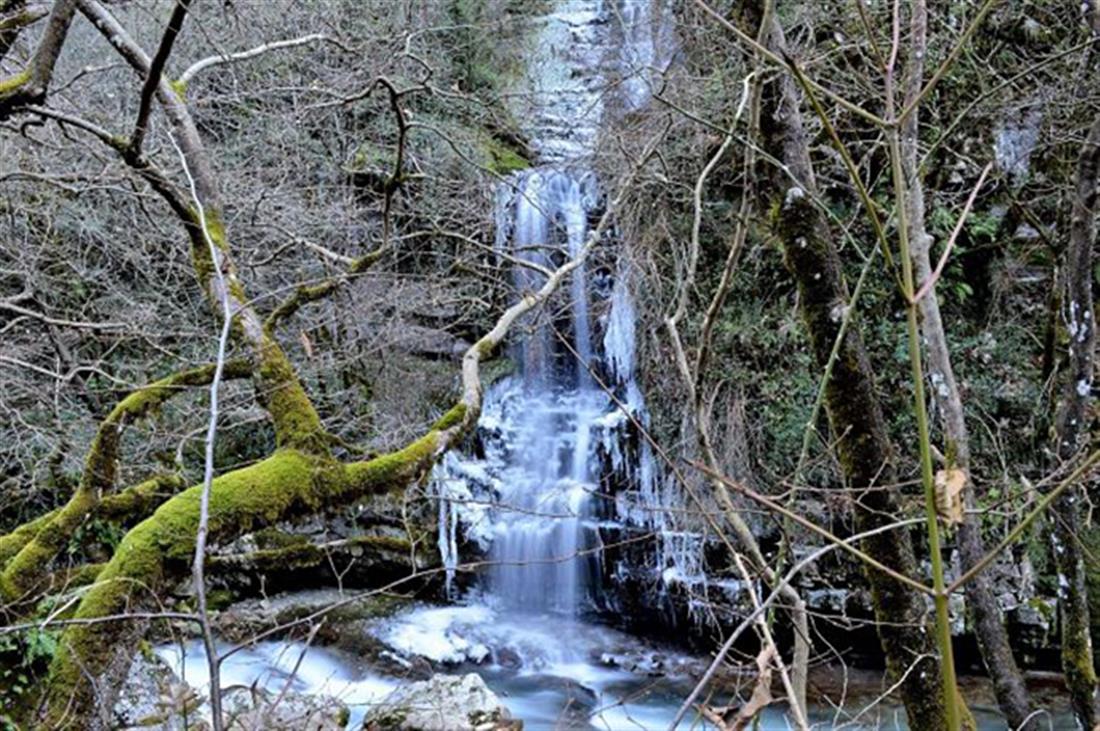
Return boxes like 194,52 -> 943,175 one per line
25,2 -> 645,719
1050,112 -> 1100,730
0,362 -> 249,603
703,6 -> 953,727
899,1 -> 1034,727
0,0 -> 74,113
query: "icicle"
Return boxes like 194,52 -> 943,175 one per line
436,478 -> 457,600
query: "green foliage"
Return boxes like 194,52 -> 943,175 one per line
0,628 -> 58,711
482,136 -> 530,174
925,205 -> 995,307
0,66 -> 30,96
68,518 -> 125,557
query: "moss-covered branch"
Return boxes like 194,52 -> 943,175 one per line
262,245 -> 386,335
34,167 -> 616,725
74,0 -> 330,456
0,362 -> 248,603
0,0 -> 74,115
41,431 -> 454,725
0,477 -> 172,572
0,474 -> 186,570
0,1 -> 48,62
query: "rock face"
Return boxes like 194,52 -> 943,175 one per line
114,646 -> 351,731
363,673 -> 520,731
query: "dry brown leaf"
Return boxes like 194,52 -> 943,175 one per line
700,645 -> 776,731
934,467 -> 968,526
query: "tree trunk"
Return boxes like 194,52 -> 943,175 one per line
899,1 -> 1034,727
752,15 -> 952,730
1050,112 -> 1100,729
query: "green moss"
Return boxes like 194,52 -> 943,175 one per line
476,337 -> 497,359
356,534 -> 412,552
370,709 -> 408,728
44,449 -> 324,717
341,431 -> 442,499
218,533 -> 413,575
205,589 -> 234,611
168,78 -> 186,101
187,206 -> 230,296
482,136 -> 529,174
97,474 -> 187,523
0,67 -> 30,96
256,337 -> 327,453
1,484 -> 98,601
0,8 -> 43,32
431,403 -> 467,431
0,510 -> 57,565
182,205 -> 325,456
64,563 -> 105,589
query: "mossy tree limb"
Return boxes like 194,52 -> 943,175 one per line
0,474 -> 186,570
261,244 -> 387,336
35,129 -> 619,726
0,1 -> 49,60
12,0 -> 631,724
0,363 -> 249,603
75,0 -> 328,458
0,0 -> 74,114
42,393 -> 469,725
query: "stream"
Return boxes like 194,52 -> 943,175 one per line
158,604 -> 1034,730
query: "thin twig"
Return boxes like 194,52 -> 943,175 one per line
170,132 -> 231,731
910,162 -> 993,304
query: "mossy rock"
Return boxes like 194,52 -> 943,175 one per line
481,136 -> 529,175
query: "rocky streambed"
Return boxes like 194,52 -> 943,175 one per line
115,591 -> 1074,730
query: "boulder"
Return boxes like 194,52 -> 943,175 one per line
363,673 -> 520,730
223,685 -> 350,730
112,652 -> 197,730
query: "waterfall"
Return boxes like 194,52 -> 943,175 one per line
483,168 -> 604,616
433,0 -> 675,618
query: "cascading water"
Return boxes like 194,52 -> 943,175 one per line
150,5 -> 1074,727
158,3 -> 753,729
484,168 -> 603,616
433,0 -> 672,619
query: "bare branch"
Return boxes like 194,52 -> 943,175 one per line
177,33 -> 341,87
